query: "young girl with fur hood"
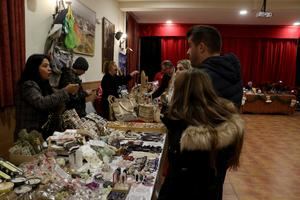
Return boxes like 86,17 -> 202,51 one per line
158,68 -> 244,200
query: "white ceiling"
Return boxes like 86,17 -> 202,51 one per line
118,0 -> 300,25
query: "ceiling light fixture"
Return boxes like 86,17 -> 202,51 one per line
166,20 -> 172,24
256,0 -> 272,18
293,21 -> 300,26
239,10 -> 248,15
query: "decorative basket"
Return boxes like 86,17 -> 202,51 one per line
138,104 -> 154,122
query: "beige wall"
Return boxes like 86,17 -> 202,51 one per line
0,107 -> 15,159
25,0 -> 126,82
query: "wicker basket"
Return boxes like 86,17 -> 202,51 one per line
138,104 -> 154,122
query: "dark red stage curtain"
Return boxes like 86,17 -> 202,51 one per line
0,0 -> 25,107
222,38 -> 298,87
161,37 -> 189,66
140,23 -> 299,86
126,13 -> 139,88
139,24 -> 300,39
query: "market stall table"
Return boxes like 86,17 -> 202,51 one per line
2,122 -> 167,200
241,93 -> 296,115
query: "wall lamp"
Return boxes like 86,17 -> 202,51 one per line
115,31 -> 127,48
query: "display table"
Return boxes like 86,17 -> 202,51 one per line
241,93 -> 297,115
2,122 -> 167,200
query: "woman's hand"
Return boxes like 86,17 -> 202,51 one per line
64,84 -> 79,95
130,70 -> 139,77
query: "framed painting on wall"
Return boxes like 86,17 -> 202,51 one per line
72,0 -> 96,56
102,17 -> 115,72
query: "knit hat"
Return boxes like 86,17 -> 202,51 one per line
72,57 -> 89,71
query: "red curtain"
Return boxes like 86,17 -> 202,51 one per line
139,24 -> 300,39
222,38 -> 298,87
149,24 -> 299,87
161,37 -> 189,65
0,0 -> 25,107
126,13 -> 139,88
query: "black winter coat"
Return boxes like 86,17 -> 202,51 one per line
158,115 -> 244,200
152,73 -> 172,99
15,81 -> 69,138
101,73 -> 132,119
199,53 -> 243,107
58,67 -> 87,117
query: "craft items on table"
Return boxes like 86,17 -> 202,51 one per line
63,110 -> 108,139
0,157 -> 43,198
47,129 -> 86,155
0,182 -> 14,195
108,70 -> 161,123
107,121 -> 167,133
63,109 -> 85,129
2,120 -> 166,200
108,95 -> 138,122
8,129 -> 44,166
0,160 -> 23,177
10,176 -> 26,187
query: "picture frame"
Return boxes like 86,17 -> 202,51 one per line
102,17 -> 115,72
72,0 -> 96,56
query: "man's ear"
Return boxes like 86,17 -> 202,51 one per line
198,42 -> 207,53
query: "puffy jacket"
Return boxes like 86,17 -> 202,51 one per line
158,115 -> 244,200
200,53 -> 243,107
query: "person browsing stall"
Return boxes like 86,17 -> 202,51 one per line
152,60 -> 175,99
58,57 -> 92,117
158,69 -> 244,200
176,59 -> 191,73
187,25 -> 243,107
15,54 -> 79,139
101,61 -> 139,119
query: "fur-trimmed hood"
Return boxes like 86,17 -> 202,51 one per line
180,114 -> 244,151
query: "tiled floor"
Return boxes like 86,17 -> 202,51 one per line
223,113 -> 300,200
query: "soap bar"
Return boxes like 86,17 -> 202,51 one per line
0,170 -> 11,180
0,182 -> 14,194
11,176 -> 26,186
0,160 -> 22,175
14,185 -> 32,194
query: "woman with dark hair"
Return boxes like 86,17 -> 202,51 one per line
158,69 -> 244,200
101,61 -> 138,119
15,54 -> 79,139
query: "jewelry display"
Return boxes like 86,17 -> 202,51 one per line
2,119 -> 166,200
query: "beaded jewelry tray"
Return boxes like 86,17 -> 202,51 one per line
106,122 -> 167,134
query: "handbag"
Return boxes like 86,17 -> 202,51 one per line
108,96 -> 137,121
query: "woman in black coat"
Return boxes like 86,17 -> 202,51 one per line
15,54 -> 79,139
101,61 -> 138,119
158,69 -> 244,200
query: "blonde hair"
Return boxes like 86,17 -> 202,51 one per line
177,59 -> 191,70
103,61 -> 123,75
103,61 -> 115,74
